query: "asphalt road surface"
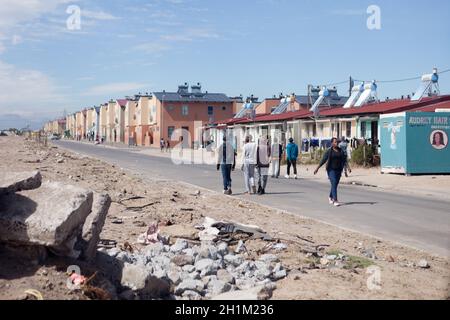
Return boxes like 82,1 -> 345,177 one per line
55,140 -> 450,257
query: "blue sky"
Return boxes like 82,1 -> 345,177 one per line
0,0 -> 449,129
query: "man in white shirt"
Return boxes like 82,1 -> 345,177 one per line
241,135 -> 257,194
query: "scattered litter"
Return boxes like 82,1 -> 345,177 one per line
98,239 -> 117,249
198,217 -> 272,242
82,285 -> 111,300
417,259 -> 430,269
24,289 -> 43,300
137,222 -> 164,245
133,221 -> 146,227
111,219 -> 123,224
125,201 -> 159,211
69,273 -> 87,286
234,240 -> 247,254
121,241 -> 135,253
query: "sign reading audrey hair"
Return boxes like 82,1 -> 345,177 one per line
380,112 -> 450,174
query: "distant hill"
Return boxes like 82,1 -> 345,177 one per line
0,114 -> 47,131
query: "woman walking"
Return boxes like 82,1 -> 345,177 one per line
314,137 -> 348,207
241,135 -> 257,195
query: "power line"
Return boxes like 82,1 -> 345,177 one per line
324,68 -> 450,87
324,80 -> 349,87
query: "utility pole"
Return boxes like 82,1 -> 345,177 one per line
349,76 -> 354,97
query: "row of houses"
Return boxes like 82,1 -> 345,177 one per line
45,83 -> 243,148
44,74 -> 450,154
208,94 -> 450,154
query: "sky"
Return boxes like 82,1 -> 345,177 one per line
0,0 -> 449,129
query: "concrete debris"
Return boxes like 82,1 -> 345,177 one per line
235,240 -> 246,253
0,171 -> 42,195
362,247 -> 377,259
175,279 -> 205,295
417,259 -> 430,269
0,181 -> 93,247
0,168 -> 114,297
171,254 -> 195,267
77,193 -> 111,261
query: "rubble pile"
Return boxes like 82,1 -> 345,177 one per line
0,170 -> 111,262
100,238 -> 287,300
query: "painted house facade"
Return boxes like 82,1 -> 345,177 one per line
113,99 -> 127,143
99,103 -> 108,141
135,94 -> 152,146
124,98 -> 138,145
147,83 -> 234,148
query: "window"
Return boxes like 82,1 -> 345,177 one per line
361,121 -> 367,138
208,106 -> 214,115
222,106 -> 226,111
168,126 -> 175,139
182,105 -> 189,116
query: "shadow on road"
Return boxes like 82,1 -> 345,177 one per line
340,201 -> 378,206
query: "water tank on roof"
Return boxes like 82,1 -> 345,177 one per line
178,83 -> 189,95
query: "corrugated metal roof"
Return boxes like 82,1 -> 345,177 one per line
410,100 -> 450,112
153,92 -> 232,103
218,95 -> 450,125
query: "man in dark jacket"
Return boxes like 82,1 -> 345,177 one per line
217,135 -> 236,195
314,137 -> 348,206
256,136 -> 271,195
285,138 -> 299,179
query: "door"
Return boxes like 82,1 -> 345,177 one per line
182,126 -> 189,148
371,121 -> 378,145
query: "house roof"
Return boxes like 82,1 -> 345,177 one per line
318,95 -> 450,117
117,99 -> 128,107
219,95 -> 450,125
295,95 -> 349,106
409,100 -> 450,112
153,92 -> 232,103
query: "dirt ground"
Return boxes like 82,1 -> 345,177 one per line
0,135 -> 449,300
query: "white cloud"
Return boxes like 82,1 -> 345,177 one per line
12,35 -> 23,45
0,60 -> 63,116
132,42 -> 169,54
85,82 -> 149,96
331,9 -> 365,16
161,28 -> 219,42
82,10 -> 120,21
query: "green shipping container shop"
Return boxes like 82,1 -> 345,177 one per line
380,112 -> 450,174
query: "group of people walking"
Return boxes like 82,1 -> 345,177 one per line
160,138 -> 171,152
216,135 -> 351,206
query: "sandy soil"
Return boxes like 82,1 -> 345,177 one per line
0,135 -> 449,300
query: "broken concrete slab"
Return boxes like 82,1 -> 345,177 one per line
76,193 -> 111,261
121,262 -> 170,298
0,181 -> 93,247
160,224 -> 199,243
0,171 -> 42,195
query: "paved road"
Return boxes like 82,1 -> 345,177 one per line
55,140 -> 450,257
